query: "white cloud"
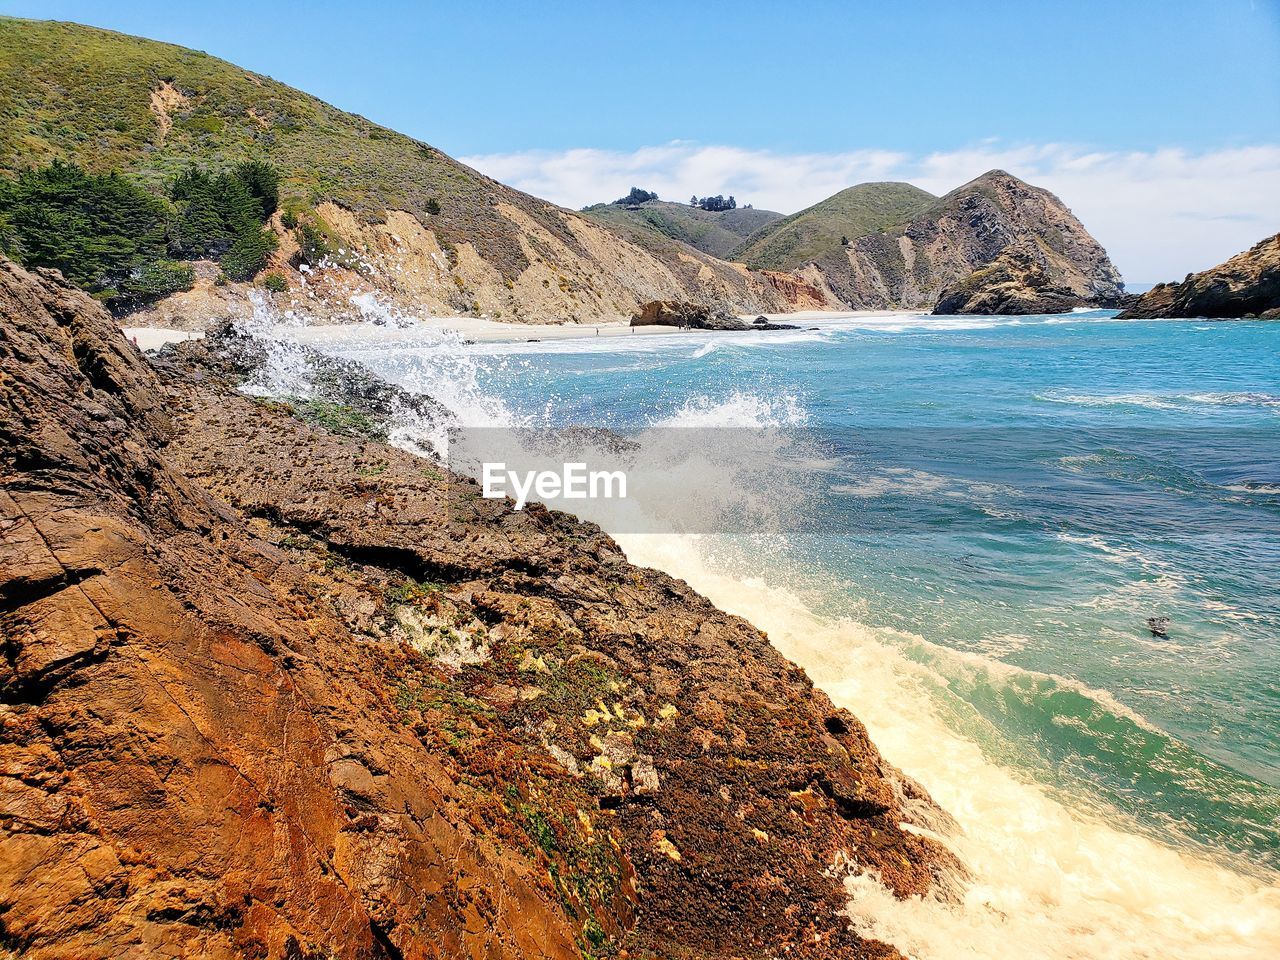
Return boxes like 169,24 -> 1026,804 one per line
460,142 -> 1280,283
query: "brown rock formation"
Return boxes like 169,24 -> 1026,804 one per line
932,241 -> 1113,315
761,269 -> 831,310
1118,233 -> 1280,319
630,300 -> 797,331
844,171 -> 1124,312
1,257 -> 947,958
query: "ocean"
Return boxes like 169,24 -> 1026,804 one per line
266,308 -> 1280,959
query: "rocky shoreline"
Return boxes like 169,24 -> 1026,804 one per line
631,300 -> 800,331
1118,232 -> 1280,320
1,257 -> 950,959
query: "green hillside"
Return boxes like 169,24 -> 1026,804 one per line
730,182 -> 936,271
583,199 -> 783,259
0,16 -> 574,279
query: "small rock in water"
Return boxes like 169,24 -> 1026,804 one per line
1146,616 -> 1171,637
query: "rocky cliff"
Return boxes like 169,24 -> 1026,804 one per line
796,171 -> 1124,312
931,239 -> 1118,315
1118,233 -> 1280,319
0,256 -> 949,958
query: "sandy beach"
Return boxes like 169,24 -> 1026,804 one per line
123,309 -> 915,351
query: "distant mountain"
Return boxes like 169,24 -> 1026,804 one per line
0,17 -> 828,323
1118,233 -> 1280,319
582,199 -> 782,259
833,171 -> 1125,311
730,182 -> 937,272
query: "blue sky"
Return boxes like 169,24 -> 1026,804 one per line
4,0 -> 1276,155
3,0 -> 1279,280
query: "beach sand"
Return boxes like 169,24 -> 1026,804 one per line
123,310 -> 915,351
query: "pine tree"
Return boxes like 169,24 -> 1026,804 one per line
233,160 -> 279,219
0,160 -> 168,296
220,226 -> 278,281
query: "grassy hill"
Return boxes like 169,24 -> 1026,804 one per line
0,16 -> 575,280
0,16 -> 829,322
730,182 -> 936,271
582,200 -> 782,259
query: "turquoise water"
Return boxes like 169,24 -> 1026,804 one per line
310,309 -> 1280,955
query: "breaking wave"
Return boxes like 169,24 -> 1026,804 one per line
1038,390 -> 1280,413
245,309 -> 1280,959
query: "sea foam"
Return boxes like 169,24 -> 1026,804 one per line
252,309 -> 1280,960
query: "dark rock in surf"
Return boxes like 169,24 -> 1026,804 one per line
1119,233 -> 1280,319
630,300 -> 796,331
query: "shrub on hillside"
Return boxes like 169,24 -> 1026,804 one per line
294,213 -> 360,271
614,187 -> 658,205
260,272 -> 288,293
220,226 -> 278,281
121,260 -> 195,302
0,160 -> 168,298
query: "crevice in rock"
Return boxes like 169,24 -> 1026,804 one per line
369,919 -> 407,960
0,566 -> 103,614
817,777 -> 888,820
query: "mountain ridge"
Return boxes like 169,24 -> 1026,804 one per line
582,198 -> 783,258
0,16 -> 828,324
0,16 -> 1123,323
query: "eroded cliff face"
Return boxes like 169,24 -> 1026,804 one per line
130,200 -> 836,330
931,240 -> 1110,316
1118,233 -> 1280,319
1,257 -> 948,958
833,171 -> 1124,312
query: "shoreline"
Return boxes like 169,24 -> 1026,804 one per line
8,257 -> 949,958
106,277 -> 1280,957
123,308 -> 919,351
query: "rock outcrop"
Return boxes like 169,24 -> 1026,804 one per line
932,240 -> 1120,315
820,171 -> 1124,312
1118,233 -> 1280,319
631,300 -> 798,331
1,256 -> 948,958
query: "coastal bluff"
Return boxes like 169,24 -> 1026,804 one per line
1119,232 -> 1280,319
0,256 -> 948,958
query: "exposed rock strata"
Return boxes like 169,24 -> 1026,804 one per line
1,257 -> 949,958
128,202 -> 838,331
1118,233 -> 1280,319
932,241 -> 1118,315
835,171 -> 1124,311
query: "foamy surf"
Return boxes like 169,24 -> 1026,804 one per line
244,304 -> 1280,960
616,533 -> 1280,960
